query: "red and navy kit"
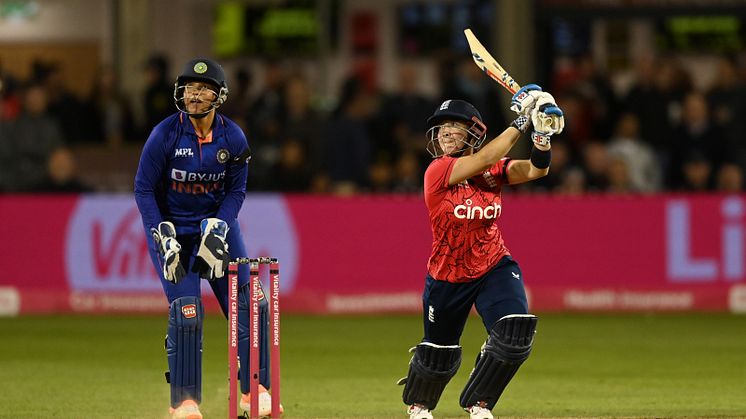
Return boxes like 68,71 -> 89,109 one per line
421,155 -> 529,345
135,112 -> 249,236
424,155 -> 512,282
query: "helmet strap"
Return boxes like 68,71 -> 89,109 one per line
188,108 -> 213,119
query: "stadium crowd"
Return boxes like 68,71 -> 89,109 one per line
1,52 -> 744,195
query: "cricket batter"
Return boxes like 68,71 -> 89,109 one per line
135,58 -> 280,418
398,86 -> 564,419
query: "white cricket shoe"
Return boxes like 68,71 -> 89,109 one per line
240,384 -> 284,417
169,399 -> 203,419
467,404 -> 493,419
407,404 -> 434,419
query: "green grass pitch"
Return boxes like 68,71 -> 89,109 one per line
1,313 -> 744,418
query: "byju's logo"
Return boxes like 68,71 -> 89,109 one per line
170,169 -> 226,195
170,169 -> 225,182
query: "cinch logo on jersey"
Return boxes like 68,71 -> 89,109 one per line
453,198 -> 502,219
174,148 -> 194,157
171,169 -> 225,194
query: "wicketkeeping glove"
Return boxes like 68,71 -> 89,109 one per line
151,221 -> 186,284
193,218 -> 230,280
510,84 -> 542,116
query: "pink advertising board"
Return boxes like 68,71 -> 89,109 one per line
1,193 -> 744,315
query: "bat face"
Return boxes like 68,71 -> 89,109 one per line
464,28 -> 521,94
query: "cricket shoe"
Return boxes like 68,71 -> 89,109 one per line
466,403 -> 493,419
407,404 -> 433,419
169,399 -> 202,419
240,384 -> 284,417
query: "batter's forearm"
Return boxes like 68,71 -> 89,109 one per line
475,126 -> 522,167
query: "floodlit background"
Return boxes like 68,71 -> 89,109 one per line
1,0 -> 745,194
0,1 -> 745,417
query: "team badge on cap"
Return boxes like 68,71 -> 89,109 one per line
193,62 -> 207,74
217,148 -> 230,163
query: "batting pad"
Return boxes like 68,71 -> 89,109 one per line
399,342 -> 462,410
166,296 -> 204,408
238,282 -> 270,392
459,314 -> 538,410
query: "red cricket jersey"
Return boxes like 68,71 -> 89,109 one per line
424,156 -> 512,283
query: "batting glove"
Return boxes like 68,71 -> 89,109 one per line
193,218 -> 230,280
151,221 -> 186,284
510,84 -> 542,116
531,94 -> 564,135
510,115 -> 531,134
531,131 -> 552,150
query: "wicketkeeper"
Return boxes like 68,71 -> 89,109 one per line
135,57 -> 282,418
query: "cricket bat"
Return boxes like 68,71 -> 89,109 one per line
463,28 -> 521,95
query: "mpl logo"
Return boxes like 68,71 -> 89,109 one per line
175,148 -> 194,157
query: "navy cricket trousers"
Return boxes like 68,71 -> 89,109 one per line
422,256 -> 529,345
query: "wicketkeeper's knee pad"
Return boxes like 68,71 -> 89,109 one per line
398,342 -> 462,410
237,282 -> 270,392
459,314 -> 538,410
165,296 -> 204,408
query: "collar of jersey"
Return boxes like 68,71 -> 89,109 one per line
180,112 -> 225,144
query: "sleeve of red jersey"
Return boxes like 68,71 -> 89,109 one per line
424,156 -> 457,192
475,157 -> 511,188
423,157 -> 456,209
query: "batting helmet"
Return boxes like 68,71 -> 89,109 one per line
425,99 -> 488,157
427,99 -> 483,129
174,58 -> 229,116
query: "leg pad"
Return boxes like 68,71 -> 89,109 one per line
399,342 -> 462,410
166,296 -> 204,408
459,314 -> 537,410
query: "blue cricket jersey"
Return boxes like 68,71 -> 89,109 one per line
134,112 -> 250,236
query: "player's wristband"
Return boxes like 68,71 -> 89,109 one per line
530,145 -> 551,169
510,116 -> 530,133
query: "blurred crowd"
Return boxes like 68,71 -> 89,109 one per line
546,54 -> 745,195
1,52 -> 744,195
